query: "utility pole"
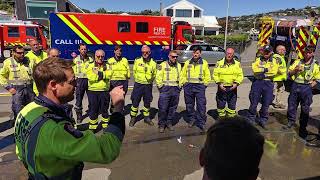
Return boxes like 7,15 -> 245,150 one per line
224,0 -> 230,50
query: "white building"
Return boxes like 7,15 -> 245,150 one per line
162,0 -> 221,35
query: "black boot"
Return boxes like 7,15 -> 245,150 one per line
129,117 -> 136,127
144,117 -> 154,126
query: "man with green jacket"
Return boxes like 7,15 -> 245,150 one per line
14,57 -> 125,179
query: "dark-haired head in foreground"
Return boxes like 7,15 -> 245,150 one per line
200,116 -> 265,180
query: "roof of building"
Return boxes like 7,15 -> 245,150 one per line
66,0 -> 85,13
163,0 -> 203,11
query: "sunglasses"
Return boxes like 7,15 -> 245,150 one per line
15,51 -> 24,54
171,55 -> 178,58
142,51 -> 150,54
96,55 -> 105,58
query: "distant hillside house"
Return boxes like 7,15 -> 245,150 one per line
14,0 -> 84,26
162,0 -> 221,35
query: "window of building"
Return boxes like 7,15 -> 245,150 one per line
118,22 -> 130,32
136,22 -> 148,33
176,9 -> 192,17
26,0 -> 57,19
194,10 -> 201,17
204,30 -> 216,35
8,26 -> 19,37
166,9 -> 173,17
195,29 -> 202,35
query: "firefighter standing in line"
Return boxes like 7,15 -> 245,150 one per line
156,50 -> 182,133
247,45 -> 280,129
47,48 -> 60,58
129,45 -> 157,127
272,45 -> 287,109
14,57 -> 125,179
282,46 -> 320,139
180,46 -> 211,132
86,49 -> 112,131
0,45 -> 35,124
107,46 -> 130,112
213,48 -> 244,118
25,39 -> 48,96
73,43 -> 93,123
25,39 -> 48,64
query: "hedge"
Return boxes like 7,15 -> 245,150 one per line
195,34 -> 249,45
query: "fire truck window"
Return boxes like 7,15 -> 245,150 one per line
8,27 -> 20,37
136,22 -> 148,33
118,22 -> 130,32
26,27 -> 37,37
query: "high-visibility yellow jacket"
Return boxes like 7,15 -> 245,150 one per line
73,55 -> 93,79
25,51 -> 47,95
273,54 -> 287,82
252,55 -> 279,80
107,57 -> 130,81
86,61 -> 112,91
156,61 -> 182,88
288,59 -> 320,84
133,57 -> 157,84
213,58 -> 243,86
25,50 -> 47,65
0,57 -> 34,89
180,58 -> 211,86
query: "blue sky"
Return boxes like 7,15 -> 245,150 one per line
72,0 -> 320,17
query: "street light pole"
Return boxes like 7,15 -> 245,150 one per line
224,0 -> 230,50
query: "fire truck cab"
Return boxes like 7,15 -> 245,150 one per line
0,20 -> 48,61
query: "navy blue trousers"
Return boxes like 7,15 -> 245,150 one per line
287,82 -> 313,134
248,79 -> 274,124
12,85 -> 35,120
131,82 -> 153,109
158,86 -> 180,127
87,91 -> 110,120
75,78 -> 88,111
184,83 -> 207,127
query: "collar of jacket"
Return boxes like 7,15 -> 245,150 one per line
32,50 -> 42,57
261,54 -> 273,62
35,95 -> 69,120
143,57 -> 151,63
191,57 -> 203,64
223,57 -> 235,65
301,58 -> 314,65
167,60 -> 177,66
114,56 -> 122,61
79,55 -> 89,61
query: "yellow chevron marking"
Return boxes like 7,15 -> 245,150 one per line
116,41 -> 123,45
162,41 -> 169,45
135,41 -> 142,45
57,14 -> 92,44
125,41 -> 133,45
105,40 -> 113,45
144,41 -> 151,45
153,41 -> 160,45
69,15 -> 103,44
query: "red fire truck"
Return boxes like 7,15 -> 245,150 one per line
50,12 -> 194,61
0,20 -> 48,61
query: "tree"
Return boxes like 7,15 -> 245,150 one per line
0,1 -> 14,14
95,8 -> 107,14
82,8 -> 91,13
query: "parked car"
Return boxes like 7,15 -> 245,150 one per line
175,44 -> 241,65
